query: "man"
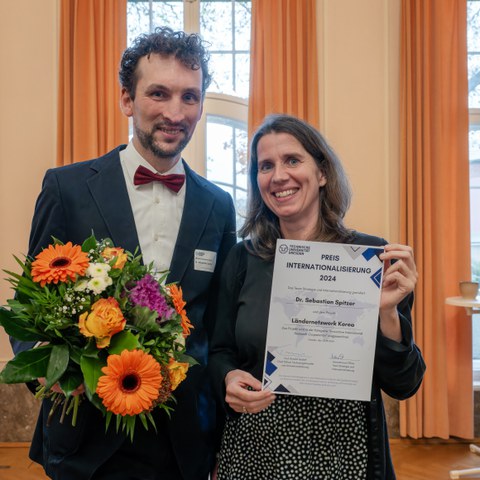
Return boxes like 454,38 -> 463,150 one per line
13,27 -> 236,479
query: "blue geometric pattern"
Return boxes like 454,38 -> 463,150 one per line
265,350 -> 278,376
362,247 -> 383,262
370,267 -> 383,289
274,384 -> 291,393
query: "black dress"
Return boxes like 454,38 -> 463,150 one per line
209,235 -> 426,479
218,395 -> 368,479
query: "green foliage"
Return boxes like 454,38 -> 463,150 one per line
0,235 -> 196,439
0,346 -> 52,383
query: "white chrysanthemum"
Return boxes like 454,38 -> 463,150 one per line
87,276 -> 111,295
74,279 -> 89,292
86,262 -> 111,278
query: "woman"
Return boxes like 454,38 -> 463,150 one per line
209,114 -> 425,480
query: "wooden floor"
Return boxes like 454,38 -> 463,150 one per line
2,440 -> 480,479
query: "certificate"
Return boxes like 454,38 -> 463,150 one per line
262,239 -> 384,401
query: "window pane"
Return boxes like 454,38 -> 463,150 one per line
201,2 -> 232,50
236,128 -> 248,190
471,127 -> 480,259
208,53 -> 233,95
469,54 -> 480,108
127,2 -> 152,42
207,121 -> 234,184
468,1 -> 480,51
235,188 -> 247,230
235,53 -> 250,99
200,0 -> 251,97
127,1 -> 183,44
207,115 -> 248,230
151,2 -> 183,31
235,1 -> 252,50
468,1 -> 480,108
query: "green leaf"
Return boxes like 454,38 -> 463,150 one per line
81,235 -> 97,253
177,352 -> 199,366
146,411 -> 157,431
0,346 -> 52,383
125,415 -> 136,442
59,369 -> 83,397
44,344 -> 70,390
80,355 -> 105,394
105,411 -> 113,433
139,412 -> 148,431
0,307 -> 49,342
81,339 -> 102,358
108,331 -> 141,354
69,345 -> 83,365
130,306 -> 161,332
50,236 -> 65,246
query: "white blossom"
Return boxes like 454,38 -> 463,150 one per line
86,262 -> 111,278
87,276 -> 110,295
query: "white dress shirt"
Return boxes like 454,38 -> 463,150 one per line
119,142 -> 186,274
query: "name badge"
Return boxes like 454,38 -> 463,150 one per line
194,249 -> 217,273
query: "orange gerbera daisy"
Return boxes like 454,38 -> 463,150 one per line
169,284 -> 193,337
31,242 -> 89,287
96,349 -> 163,416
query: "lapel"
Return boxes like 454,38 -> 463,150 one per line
167,161 -> 216,283
86,147 -> 142,255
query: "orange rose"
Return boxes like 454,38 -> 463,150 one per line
167,358 -> 189,391
102,247 -> 128,270
78,297 -> 125,348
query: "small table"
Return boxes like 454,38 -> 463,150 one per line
445,296 -> 480,478
445,296 -> 480,316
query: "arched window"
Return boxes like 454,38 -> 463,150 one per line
127,0 -> 251,228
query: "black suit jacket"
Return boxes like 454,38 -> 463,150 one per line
14,146 -> 236,479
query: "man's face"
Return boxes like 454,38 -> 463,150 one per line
121,54 -> 204,171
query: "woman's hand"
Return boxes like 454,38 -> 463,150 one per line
224,369 -> 276,414
378,244 -> 418,341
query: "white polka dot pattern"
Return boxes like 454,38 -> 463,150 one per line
217,395 -> 368,479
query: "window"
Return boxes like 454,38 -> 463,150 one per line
127,0 -> 251,228
467,0 -> 480,378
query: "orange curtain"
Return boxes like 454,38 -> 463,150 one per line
57,0 -> 128,166
399,0 -> 472,439
248,0 -> 319,136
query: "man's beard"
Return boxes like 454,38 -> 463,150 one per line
135,121 -> 191,160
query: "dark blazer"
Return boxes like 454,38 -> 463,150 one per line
13,146 -> 237,480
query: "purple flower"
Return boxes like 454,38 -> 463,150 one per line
130,274 -> 174,320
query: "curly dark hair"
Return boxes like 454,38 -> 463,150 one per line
119,26 -> 212,99
239,114 -> 353,261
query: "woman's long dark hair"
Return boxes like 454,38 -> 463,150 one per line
239,114 -> 353,260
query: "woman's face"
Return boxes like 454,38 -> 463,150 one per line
256,132 -> 327,236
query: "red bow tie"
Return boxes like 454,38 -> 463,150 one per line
133,165 -> 185,193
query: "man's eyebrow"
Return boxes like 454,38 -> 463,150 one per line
144,83 -> 168,92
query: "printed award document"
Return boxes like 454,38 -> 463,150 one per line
262,239 -> 384,401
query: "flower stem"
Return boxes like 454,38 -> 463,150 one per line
72,395 -> 80,427
47,394 -> 62,427
34,385 -> 46,399
59,396 -> 69,424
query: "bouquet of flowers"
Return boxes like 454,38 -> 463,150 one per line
0,235 -> 195,439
